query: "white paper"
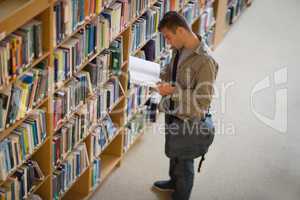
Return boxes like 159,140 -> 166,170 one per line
129,56 -> 161,87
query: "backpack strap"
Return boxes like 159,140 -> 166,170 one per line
198,154 -> 206,173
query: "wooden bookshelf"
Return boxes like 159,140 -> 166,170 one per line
0,0 -> 233,199
213,0 -> 250,49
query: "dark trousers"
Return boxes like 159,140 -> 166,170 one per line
169,158 -> 195,200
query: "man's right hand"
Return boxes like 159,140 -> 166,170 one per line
156,83 -> 176,96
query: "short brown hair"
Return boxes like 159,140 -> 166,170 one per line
158,11 -> 190,33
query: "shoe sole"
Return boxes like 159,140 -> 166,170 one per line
152,185 -> 175,192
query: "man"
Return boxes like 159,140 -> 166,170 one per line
153,11 -> 218,200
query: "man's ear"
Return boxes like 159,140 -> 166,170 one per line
176,27 -> 186,35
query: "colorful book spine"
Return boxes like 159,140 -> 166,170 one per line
91,158 -> 101,188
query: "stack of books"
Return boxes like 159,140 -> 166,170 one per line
84,52 -> 110,91
52,143 -> 89,199
131,7 -> 160,53
102,115 -> 117,141
226,0 -> 247,25
53,0 -> 102,45
124,112 -> 145,152
0,20 -> 43,86
54,22 -> 99,86
91,125 -> 108,158
0,62 -> 48,130
199,0 -> 216,47
0,160 -> 45,199
0,109 -> 47,181
126,85 -> 149,123
182,0 -> 200,25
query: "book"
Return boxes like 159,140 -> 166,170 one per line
129,56 -> 161,87
105,78 -> 122,110
91,158 -> 101,188
102,114 -> 117,140
91,125 -> 107,158
0,109 -> 47,182
109,37 -> 123,76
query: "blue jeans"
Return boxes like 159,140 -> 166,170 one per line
169,158 -> 195,200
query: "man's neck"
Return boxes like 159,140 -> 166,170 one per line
183,32 -> 200,50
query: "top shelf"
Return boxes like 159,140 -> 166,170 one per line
0,0 -> 49,39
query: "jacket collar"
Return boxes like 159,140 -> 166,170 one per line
193,34 -> 208,56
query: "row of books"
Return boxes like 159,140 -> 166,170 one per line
91,114 -> 117,158
91,158 -> 101,189
0,109 -> 47,181
0,160 -> 44,200
54,22 -> 100,86
124,112 -> 145,152
0,62 -> 48,131
52,108 -> 88,167
182,0 -> 201,25
84,52 -> 110,92
126,85 -> 149,123
131,5 -> 161,53
53,0 -> 106,45
53,71 -> 93,130
226,0 -> 247,25
0,20 -> 43,87
54,31 -> 123,89
199,2 -> 216,48
52,143 -> 89,199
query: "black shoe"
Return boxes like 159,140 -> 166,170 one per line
153,180 -> 175,192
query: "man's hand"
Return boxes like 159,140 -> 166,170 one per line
156,82 -> 176,96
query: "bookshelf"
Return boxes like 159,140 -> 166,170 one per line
0,0 -> 243,199
214,0 -> 250,48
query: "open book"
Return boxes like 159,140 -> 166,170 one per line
129,56 -> 161,87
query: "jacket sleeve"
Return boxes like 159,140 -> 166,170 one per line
172,57 -> 218,119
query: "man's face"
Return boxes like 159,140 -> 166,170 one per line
160,27 -> 184,50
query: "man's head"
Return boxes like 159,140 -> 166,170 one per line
158,11 -> 191,49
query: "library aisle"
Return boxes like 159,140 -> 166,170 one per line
91,0 -> 300,200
